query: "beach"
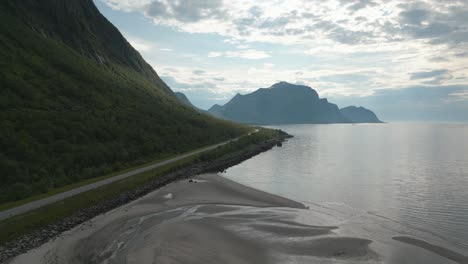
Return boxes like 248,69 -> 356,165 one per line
10,174 -> 464,264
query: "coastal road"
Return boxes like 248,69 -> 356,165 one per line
0,131 -> 257,221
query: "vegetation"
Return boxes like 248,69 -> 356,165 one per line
198,128 -> 285,162
0,0 -> 248,203
0,128 -> 283,245
0,143 -> 213,213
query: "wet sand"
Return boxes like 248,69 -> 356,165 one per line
9,174 -> 465,264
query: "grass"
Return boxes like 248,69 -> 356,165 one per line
0,137 -> 238,212
0,155 -> 197,245
0,128 -> 283,246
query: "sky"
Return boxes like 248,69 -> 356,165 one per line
94,0 -> 468,122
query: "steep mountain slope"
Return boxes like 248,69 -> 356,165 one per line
174,92 -> 205,113
208,82 -> 349,124
174,92 -> 195,108
0,0 -> 247,202
340,106 -> 383,123
208,104 -> 225,118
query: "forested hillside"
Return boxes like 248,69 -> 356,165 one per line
0,0 -> 247,203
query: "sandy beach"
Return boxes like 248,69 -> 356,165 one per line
9,174 -> 465,264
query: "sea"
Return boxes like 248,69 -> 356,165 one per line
224,123 -> 468,259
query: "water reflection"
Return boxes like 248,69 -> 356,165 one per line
224,123 -> 468,251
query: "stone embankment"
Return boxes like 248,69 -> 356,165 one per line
0,134 -> 290,263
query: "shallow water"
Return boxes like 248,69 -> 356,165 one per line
224,123 -> 468,257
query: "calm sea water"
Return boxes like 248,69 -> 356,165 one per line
224,123 -> 468,253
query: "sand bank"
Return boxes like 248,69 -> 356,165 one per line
9,174 -> 464,264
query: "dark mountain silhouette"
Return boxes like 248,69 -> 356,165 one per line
174,92 -> 194,108
340,106 -> 383,123
208,82 -> 349,124
174,92 -> 206,113
0,0 -> 246,202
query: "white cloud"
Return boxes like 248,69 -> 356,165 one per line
224,49 -> 270,59
125,35 -> 153,52
102,0 -> 468,105
160,48 -> 173,52
102,1 -> 465,45
208,49 -> 270,59
208,52 -> 223,58
103,0 -> 468,56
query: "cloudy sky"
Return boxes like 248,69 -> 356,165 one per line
95,0 -> 468,122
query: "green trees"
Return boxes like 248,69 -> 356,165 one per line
0,0 -> 248,203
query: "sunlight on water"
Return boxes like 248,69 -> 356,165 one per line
224,123 -> 468,250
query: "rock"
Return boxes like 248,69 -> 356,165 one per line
0,135 -> 287,263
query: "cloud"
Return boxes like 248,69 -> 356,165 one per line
208,52 -> 222,58
102,0 -> 468,54
410,69 -> 452,85
399,6 -> 430,26
374,85 -> 466,103
101,0 -> 468,120
125,35 -> 153,52
319,73 -> 371,84
159,74 -> 233,109
208,49 -> 270,59
429,56 -> 450,62
410,69 -> 449,80
145,0 -> 225,23
152,59 -> 468,120
192,69 -> 206,75
340,0 -> 378,12
225,49 -> 270,59
236,44 -> 249,49
394,1 -> 468,46
161,75 -> 217,90
330,85 -> 468,121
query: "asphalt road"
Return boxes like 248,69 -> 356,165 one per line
0,132 -> 254,221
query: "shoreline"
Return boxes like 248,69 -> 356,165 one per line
9,174 -> 378,264
0,131 -> 289,263
6,173 -> 467,264
3,130 -> 466,264
0,131 -> 253,221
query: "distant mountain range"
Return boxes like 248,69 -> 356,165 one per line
186,82 -> 382,124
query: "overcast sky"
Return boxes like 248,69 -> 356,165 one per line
95,0 -> 468,122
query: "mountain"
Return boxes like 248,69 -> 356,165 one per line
174,92 -> 195,108
174,92 -> 205,113
340,106 -> 383,123
208,82 -> 349,124
208,104 -> 225,118
0,0 -> 247,202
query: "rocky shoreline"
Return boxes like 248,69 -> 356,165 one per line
0,134 -> 289,263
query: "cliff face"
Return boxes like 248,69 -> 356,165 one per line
208,82 -> 349,124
